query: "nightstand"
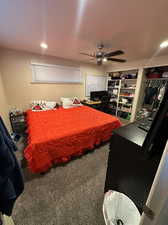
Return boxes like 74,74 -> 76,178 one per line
9,112 -> 26,135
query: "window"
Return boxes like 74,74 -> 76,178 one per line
32,63 -> 83,83
86,74 -> 107,96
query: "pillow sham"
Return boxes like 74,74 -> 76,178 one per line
72,97 -> 81,105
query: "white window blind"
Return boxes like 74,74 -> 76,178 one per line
31,63 -> 83,83
86,75 -> 107,96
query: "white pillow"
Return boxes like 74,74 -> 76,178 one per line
45,101 -> 56,109
61,98 -> 73,109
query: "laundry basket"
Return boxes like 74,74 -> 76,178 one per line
103,190 -> 141,225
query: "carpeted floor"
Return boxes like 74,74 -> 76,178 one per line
13,144 -> 109,225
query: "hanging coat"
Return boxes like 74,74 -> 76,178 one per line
0,117 -> 24,216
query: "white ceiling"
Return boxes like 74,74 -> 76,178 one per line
1,0 -> 168,63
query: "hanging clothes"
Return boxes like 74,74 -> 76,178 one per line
158,86 -> 166,101
144,79 -> 168,105
144,87 -> 158,104
0,117 -> 24,216
0,117 -> 17,152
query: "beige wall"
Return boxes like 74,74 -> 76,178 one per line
1,48 -> 168,114
0,48 -> 105,110
0,71 -> 10,130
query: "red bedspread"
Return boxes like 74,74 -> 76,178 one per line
24,106 -> 121,173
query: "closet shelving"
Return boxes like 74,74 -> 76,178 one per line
136,66 -> 168,120
108,71 -> 138,121
108,65 -> 168,122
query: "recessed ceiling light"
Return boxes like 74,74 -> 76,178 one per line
103,58 -> 107,62
160,40 -> 168,48
40,42 -> 48,49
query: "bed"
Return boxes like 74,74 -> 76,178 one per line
24,106 -> 121,173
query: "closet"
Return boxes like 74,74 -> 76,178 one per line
108,65 -> 168,123
136,66 -> 168,120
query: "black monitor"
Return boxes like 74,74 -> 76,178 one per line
90,91 -> 108,101
142,83 -> 168,156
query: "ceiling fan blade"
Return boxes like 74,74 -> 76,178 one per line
107,58 -> 126,63
80,52 -> 95,58
104,50 -> 124,58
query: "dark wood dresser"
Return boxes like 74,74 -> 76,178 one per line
104,121 -> 162,213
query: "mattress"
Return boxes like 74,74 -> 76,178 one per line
24,106 -> 121,173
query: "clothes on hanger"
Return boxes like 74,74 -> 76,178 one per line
0,117 -> 24,216
144,79 -> 168,105
158,86 -> 166,101
144,87 -> 158,104
0,117 -> 17,152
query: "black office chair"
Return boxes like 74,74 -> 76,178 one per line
100,95 -> 111,113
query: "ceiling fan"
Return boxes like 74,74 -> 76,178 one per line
80,43 -> 126,65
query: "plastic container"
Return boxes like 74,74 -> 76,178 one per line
103,190 -> 141,225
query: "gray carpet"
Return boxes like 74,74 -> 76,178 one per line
13,144 -> 109,225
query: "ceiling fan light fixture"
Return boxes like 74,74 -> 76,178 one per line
160,40 -> 168,48
80,43 -> 126,64
40,42 -> 48,49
